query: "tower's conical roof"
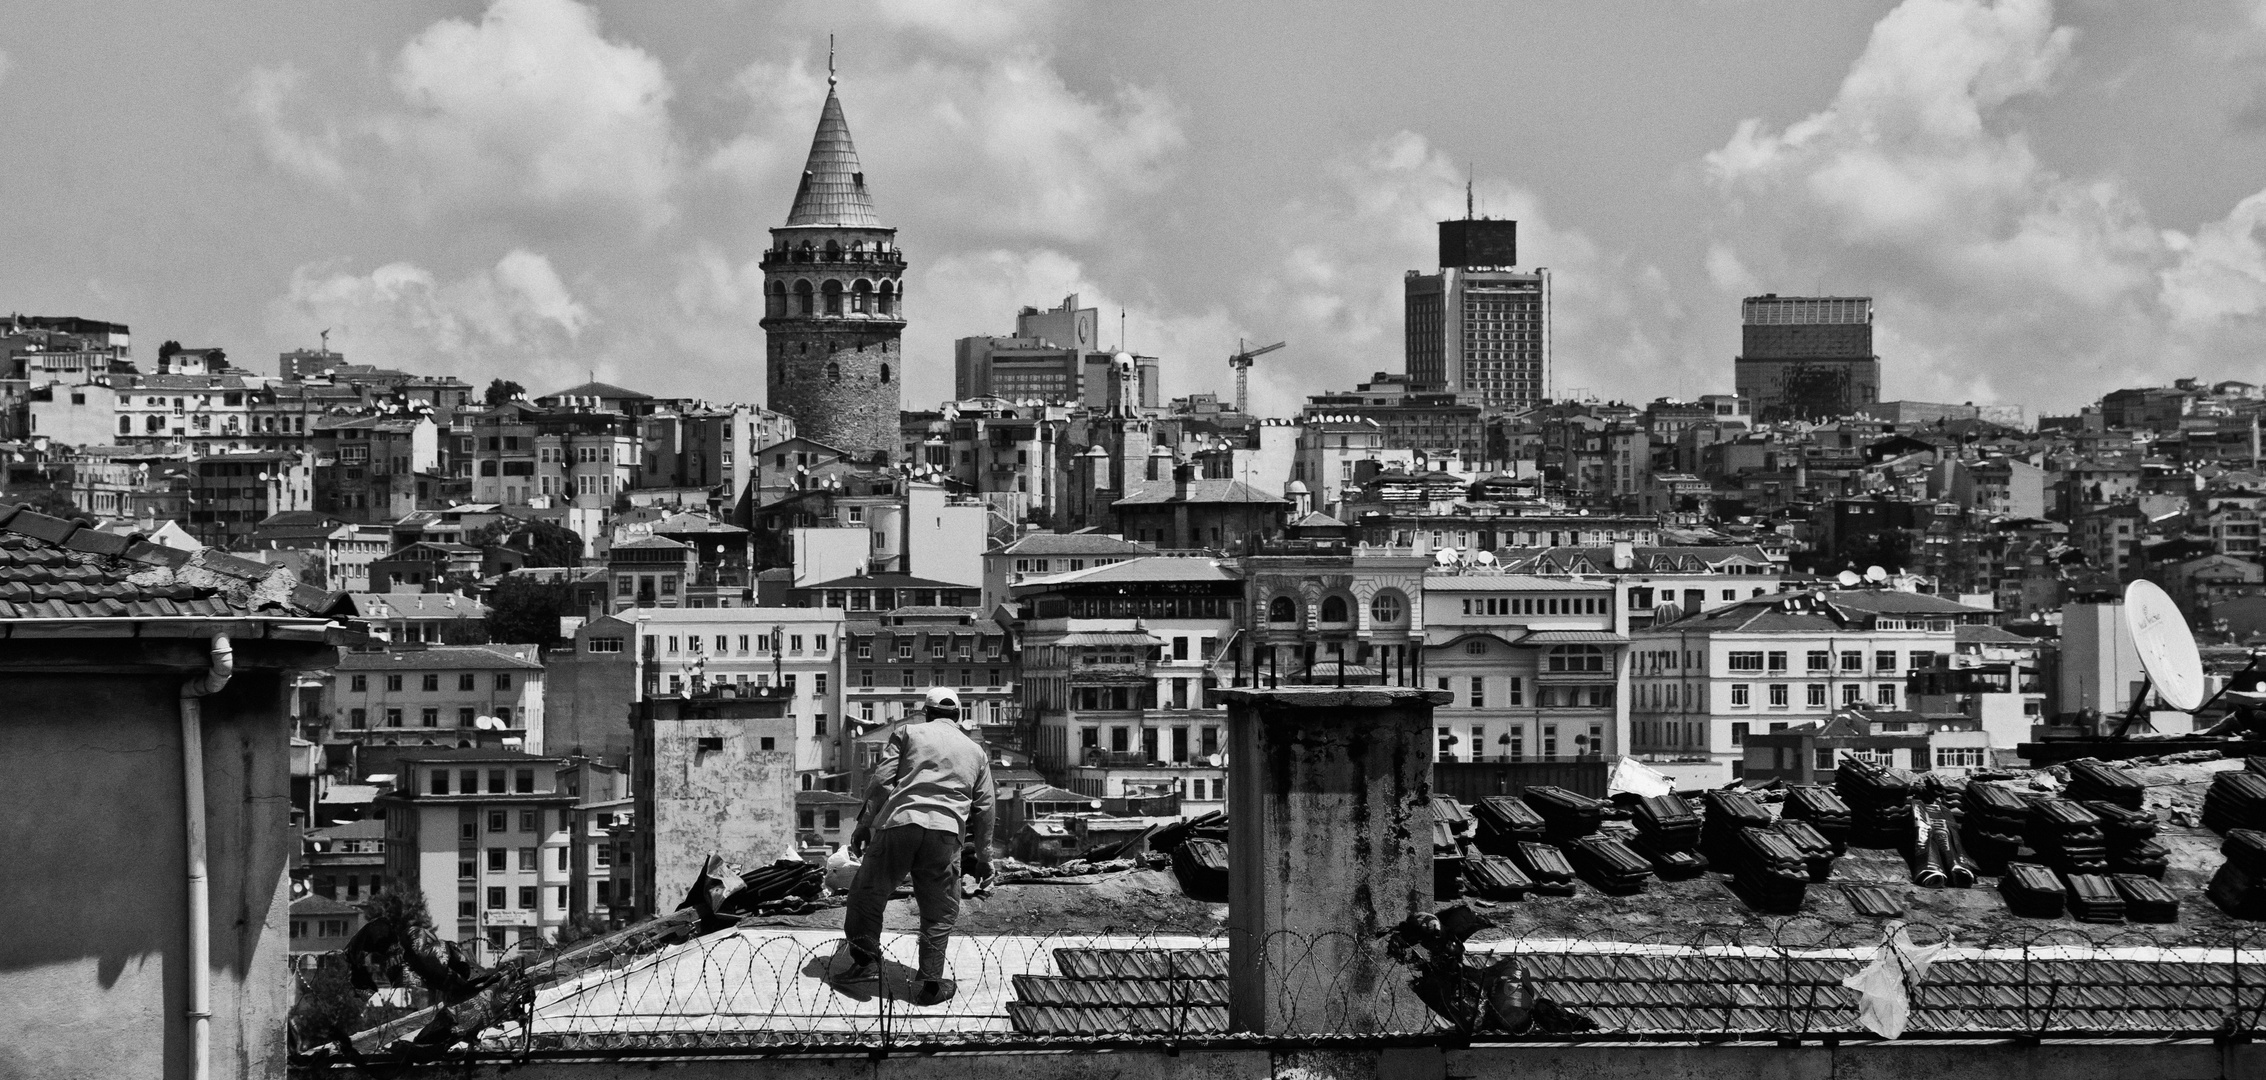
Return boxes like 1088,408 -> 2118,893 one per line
784,87 -> 880,228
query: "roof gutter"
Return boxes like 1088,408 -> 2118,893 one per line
180,632 -> 233,1080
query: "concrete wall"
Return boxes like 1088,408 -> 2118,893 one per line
413,1039 -> 2266,1080
640,699 -> 798,909
1222,687 -> 1444,1036
544,637 -> 637,767
0,666 -> 296,1080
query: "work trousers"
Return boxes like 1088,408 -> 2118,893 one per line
843,824 -> 962,981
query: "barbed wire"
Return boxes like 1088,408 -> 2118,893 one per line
299,916 -> 2266,1067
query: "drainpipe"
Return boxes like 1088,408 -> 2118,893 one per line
181,633 -> 234,1080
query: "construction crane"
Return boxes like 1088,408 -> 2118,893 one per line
1228,338 -> 1285,415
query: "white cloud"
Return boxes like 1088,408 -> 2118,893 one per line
1701,0 -> 2266,409
240,65 -> 348,188
381,0 -> 680,228
711,49 -> 1183,249
269,249 -> 594,389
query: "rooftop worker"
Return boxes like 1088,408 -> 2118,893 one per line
838,686 -> 995,1005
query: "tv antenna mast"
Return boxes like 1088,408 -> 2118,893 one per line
1228,338 -> 1285,415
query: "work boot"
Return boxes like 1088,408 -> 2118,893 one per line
913,978 -> 956,1007
835,959 -> 880,984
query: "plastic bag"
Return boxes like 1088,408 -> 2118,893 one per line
824,846 -> 862,893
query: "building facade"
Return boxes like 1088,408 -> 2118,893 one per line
379,750 -> 576,965
1733,295 -> 1881,422
1403,218 -> 1550,410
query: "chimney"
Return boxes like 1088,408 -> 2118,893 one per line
1612,540 -> 1634,570
1172,461 -> 1195,502
1220,686 -> 1448,1035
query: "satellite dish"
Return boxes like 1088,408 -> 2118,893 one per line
1433,548 -> 1459,567
2125,579 -> 2206,711
1864,565 -> 1889,583
1472,550 -> 1497,566
1836,570 -> 1862,588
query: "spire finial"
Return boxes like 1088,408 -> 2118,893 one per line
828,35 -> 837,87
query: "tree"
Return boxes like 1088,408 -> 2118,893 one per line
483,575 -> 581,647
12,486 -> 85,520
484,379 -> 526,407
467,517 -> 583,567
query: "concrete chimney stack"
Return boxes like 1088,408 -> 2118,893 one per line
1219,686 -> 1448,1035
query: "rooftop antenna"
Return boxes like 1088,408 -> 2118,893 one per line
1120,307 -> 1126,352
828,34 -> 837,87
1466,168 -> 1474,220
318,328 -> 330,354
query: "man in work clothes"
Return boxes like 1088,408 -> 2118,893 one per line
840,686 -> 995,1005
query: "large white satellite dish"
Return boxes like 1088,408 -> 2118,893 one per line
1864,565 -> 1889,583
1433,548 -> 1459,567
2125,578 -> 2206,712
1836,570 -> 1862,588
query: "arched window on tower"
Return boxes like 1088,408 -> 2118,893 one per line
827,361 -> 841,384
824,240 -> 841,261
796,242 -> 813,264
852,280 -> 872,315
877,281 -> 895,316
794,280 -> 814,316
880,363 -> 891,384
766,281 -> 786,318
822,280 -> 843,316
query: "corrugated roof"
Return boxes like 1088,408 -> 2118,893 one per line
785,88 -> 881,228
334,646 -> 543,672
1423,573 -> 1614,592
1112,479 -> 1285,506
348,593 -> 488,619
1520,630 -> 1630,644
1014,557 -> 1238,589
0,501 -> 334,621
1051,631 -> 1162,647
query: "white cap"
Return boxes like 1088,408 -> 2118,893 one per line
923,686 -> 962,719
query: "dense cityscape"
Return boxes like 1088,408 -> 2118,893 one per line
14,3 -> 2266,1078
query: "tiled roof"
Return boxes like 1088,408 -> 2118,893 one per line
996,533 -> 1154,557
1007,948 -> 1232,1036
1423,573 -> 1613,592
0,501 -> 334,621
784,88 -> 881,228
540,380 -> 652,401
1015,557 -> 1238,589
1112,479 -> 1286,507
347,593 -> 488,619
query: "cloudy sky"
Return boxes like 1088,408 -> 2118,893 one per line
4,0 -> 2265,418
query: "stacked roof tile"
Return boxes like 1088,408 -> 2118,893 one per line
0,501 -> 334,620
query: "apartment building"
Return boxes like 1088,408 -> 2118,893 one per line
1630,589 -> 1989,785
593,607 -> 848,788
378,750 -> 576,965
326,645 -> 546,751
1420,570 -> 1628,765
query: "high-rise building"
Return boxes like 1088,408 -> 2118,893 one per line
759,72 -> 904,461
1403,218 -> 1550,410
1732,295 -> 1880,422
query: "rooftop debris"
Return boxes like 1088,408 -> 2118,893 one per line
1836,757 -> 1917,848
2000,862 -> 2066,919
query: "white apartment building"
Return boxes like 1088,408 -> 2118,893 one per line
1419,571 -> 1629,764
609,607 -> 848,786
379,750 -> 575,966
1631,589 -> 1992,785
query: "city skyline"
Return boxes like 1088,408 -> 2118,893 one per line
3,0 -> 2265,417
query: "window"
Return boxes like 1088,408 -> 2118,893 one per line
422,674 -> 440,692
430,770 -> 450,795
349,708 -> 366,728
1731,721 -> 1749,746
1267,596 -> 1297,623
385,675 -> 403,692
1875,651 -> 1897,673
1547,645 -> 1606,672
487,887 -> 505,910
496,674 -> 513,691
1876,683 -> 1897,706
1470,677 -> 1486,709
1909,651 -> 1937,671
420,708 -> 438,727
1806,650 -> 1830,672
459,707 -> 475,726
1727,652 -> 1764,672
1371,592 -> 1404,624
1807,684 -> 1827,707
515,769 -> 534,793
488,809 -> 507,831
1768,684 -> 1789,707
1817,748 -> 1836,771
518,886 -> 536,910
385,708 -> 402,727
350,675 -> 368,692
1839,651 -> 1863,672
1935,747 -> 1986,768
459,673 -> 477,691
1766,651 -> 1788,673
1842,684 -> 1862,705
487,848 -> 506,872
1730,683 -> 1750,707
519,809 -> 537,832
1465,640 -> 1487,656
518,847 -> 537,871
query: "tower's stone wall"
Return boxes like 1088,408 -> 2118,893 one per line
760,226 -> 904,461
